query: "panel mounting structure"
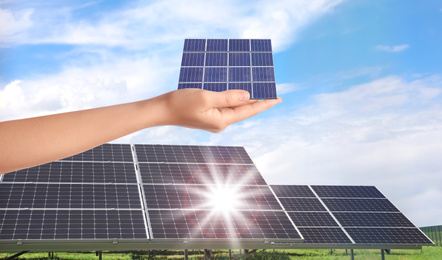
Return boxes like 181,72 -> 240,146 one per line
178,39 -> 278,99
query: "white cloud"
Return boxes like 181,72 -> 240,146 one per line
0,55 -> 179,121
0,8 -> 33,45
276,83 -> 302,95
1,0 -> 345,51
375,44 -> 410,52
208,75 -> 442,226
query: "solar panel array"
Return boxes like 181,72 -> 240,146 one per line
271,185 -> 433,245
177,39 -> 278,99
0,144 -> 433,251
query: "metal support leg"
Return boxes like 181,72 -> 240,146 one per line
184,249 -> 189,260
96,251 -> 102,260
4,251 -> 29,260
351,249 -> 354,260
381,249 -> 385,260
204,249 -> 212,260
229,249 -> 232,259
346,249 -> 348,255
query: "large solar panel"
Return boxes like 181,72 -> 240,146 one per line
0,144 -> 433,252
271,185 -> 433,247
178,39 -> 278,99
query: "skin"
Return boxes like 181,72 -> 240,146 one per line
0,89 -> 281,174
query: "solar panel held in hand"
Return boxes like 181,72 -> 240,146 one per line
178,39 -> 278,99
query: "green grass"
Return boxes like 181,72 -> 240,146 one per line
0,247 -> 440,259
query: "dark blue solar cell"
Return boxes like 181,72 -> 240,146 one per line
179,67 -> 203,82
253,83 -> 277,99
204,68 -> 227,82
207,39 -> 228,51
204,83 -> 227,92
205,53 -> 227,66
251,39 -> 272,51
229,83 -> 252,93
252,67 -> 275,81
183,39 -> 206,51
181,53 -> 205,66
229,68 -> 251,82
229,39 -> 250,51
229,53 -> 250,66
252,53 -> 273,66
178,83 -> 203,89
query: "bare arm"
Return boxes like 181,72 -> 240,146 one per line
0,89 -> 281,174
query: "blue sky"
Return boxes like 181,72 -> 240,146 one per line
1,0 -> 441,227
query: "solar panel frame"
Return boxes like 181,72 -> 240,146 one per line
178,39 -> 277,99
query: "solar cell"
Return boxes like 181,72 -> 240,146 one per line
135,144 -> 254,164
204,83 -> 228,92
178,39 -> 277,99
183,39 -> 206,51
139,163 -> 266,185
270,185 -> 316,198
0,209 -> 147,240
229,67 -> 251,82
205,53 -> 227,66
61,143 -> 133,162
278,198 -> 327,212
204,68 -> 227,82
144,184 -> 281,210
334,212 -> 415,227
251,39 -> 272,51
322,198 -> 399,212
0,183 -> 140,209
3,161 -> 137,183
312,185 -> 385,198
206,39 -> 228,51
181,53 -> 205,66
229,53 -> 250,66
297,227 -> 352,244
229,39 -> 250,51
346,228 -> 433,244
148,210 -> 301,240
287,212 -> 339,227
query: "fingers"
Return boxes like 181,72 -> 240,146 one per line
223,97 -> 282,125
207,90 -> 251,108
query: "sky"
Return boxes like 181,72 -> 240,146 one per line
1,0 -> 441,227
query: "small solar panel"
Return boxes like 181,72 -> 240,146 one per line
178,39 -> 277,99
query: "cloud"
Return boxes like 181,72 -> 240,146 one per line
375,44 -> 410,52
0,8 -> 33,45
207,75 -> 442,226
276,83 -> 302,95
1,0 -> 345,51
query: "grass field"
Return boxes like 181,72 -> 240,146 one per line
0,247 -> 440,260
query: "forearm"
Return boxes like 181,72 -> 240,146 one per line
0,97 -> 165,174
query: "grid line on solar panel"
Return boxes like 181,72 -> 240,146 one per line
345,227 -> 433,244
297,227 -> 352,244
3,161 -> 138,184
60,143 -> 134,162
312,185 -> 386,198
334,212 -> 415,227
138,163 -> 266,185
322,198 -> 400,212
148,209 -> 300,240
134,145 -> 254,164
143,184 -> 281,211
0,209 -> 147,240
0,183 -> 141,209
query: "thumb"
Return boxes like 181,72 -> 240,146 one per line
208,90 -> 250,108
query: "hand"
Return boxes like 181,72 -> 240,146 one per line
155,89 -> 282,133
